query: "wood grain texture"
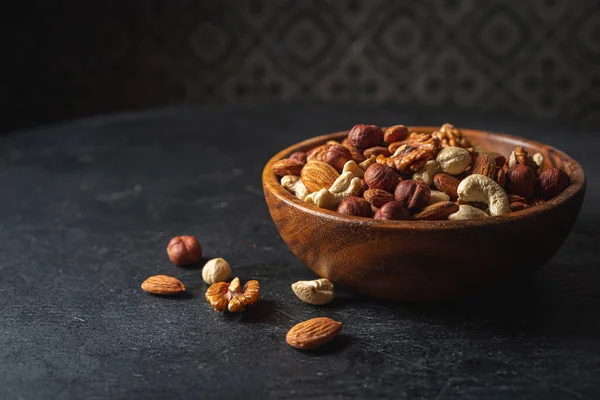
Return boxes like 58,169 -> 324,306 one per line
263,127 -> 586,301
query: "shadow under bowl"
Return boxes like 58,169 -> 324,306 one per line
262,127 -> 586,301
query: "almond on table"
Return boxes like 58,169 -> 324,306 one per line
286,317 -> 342,350
141,275 -> 186,295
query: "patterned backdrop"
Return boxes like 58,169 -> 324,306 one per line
4,0 -> 600,132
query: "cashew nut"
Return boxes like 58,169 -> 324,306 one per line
329,172 -> 362,197
342,160 -> 364,178
533,152 -> 544,170
304,172 -> 361,210
436,146 -> 472,175
281,175 -> 308,201
304,189 -> 338,210
291,278 -> 334,305
413,160 -> 441,186
457,174 -> 510,216
428,190 -> 450,204
448,204 -> 490,220
359,155 -> 376,170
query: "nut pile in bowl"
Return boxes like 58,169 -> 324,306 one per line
272,123 -> 570,220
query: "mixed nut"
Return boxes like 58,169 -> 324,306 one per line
274,123 -> 571,220
140,124 -> 573,352
140,236 -> 341,350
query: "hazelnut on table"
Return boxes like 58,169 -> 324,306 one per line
167,236 -> 202,266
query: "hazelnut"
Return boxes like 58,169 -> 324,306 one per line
506,164 -> 536,199
289,151 -> 307,164
384,125 -> 409,144
347,124 -> 384,149
364,146 -> 391,159
324,144 -> 352,172
363,188 -> 395,208
374,201 -> 412,220
337,196 -> 372,217
167,236 -> 202,266
202,258 -> 232,284
538,168 -> 569,200
364,163 -> 398,193
394,180 -> 431,213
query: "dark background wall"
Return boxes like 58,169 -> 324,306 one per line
3,0 -> 600,133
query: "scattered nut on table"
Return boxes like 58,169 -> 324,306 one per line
202,258 -> 232,284
141,275 -> 186,295
205,277 -> 260,312
167,235 -> 203,266
286,317 -> 342,350
291,278 -> 335,305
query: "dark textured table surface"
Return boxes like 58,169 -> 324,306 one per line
1,103 -> 599,400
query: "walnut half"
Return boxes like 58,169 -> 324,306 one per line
378,133 -> 440,173
205,277 -> 260,312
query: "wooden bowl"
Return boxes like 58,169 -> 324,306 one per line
262,127 -> 586,301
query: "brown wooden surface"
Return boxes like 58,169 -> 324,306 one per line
262,127 -> 586,301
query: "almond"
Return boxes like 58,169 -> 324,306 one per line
301,161 -> 340,193
272,159 -> 304,177
470,154 -> 498,179
384,125 -> 409,144
363,188 -> 395,208
433,173 -> 460,200
413,201 -> 459,220
507,194 -> 528,204
141,275 -> 185,295
509,201 -> 530,212
286,317 -> 342,350
363,146 -> 391,159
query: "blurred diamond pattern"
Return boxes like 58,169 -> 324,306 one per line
4,0 -> 600,130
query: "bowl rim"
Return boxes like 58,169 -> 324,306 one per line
262,126 -> 586,230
